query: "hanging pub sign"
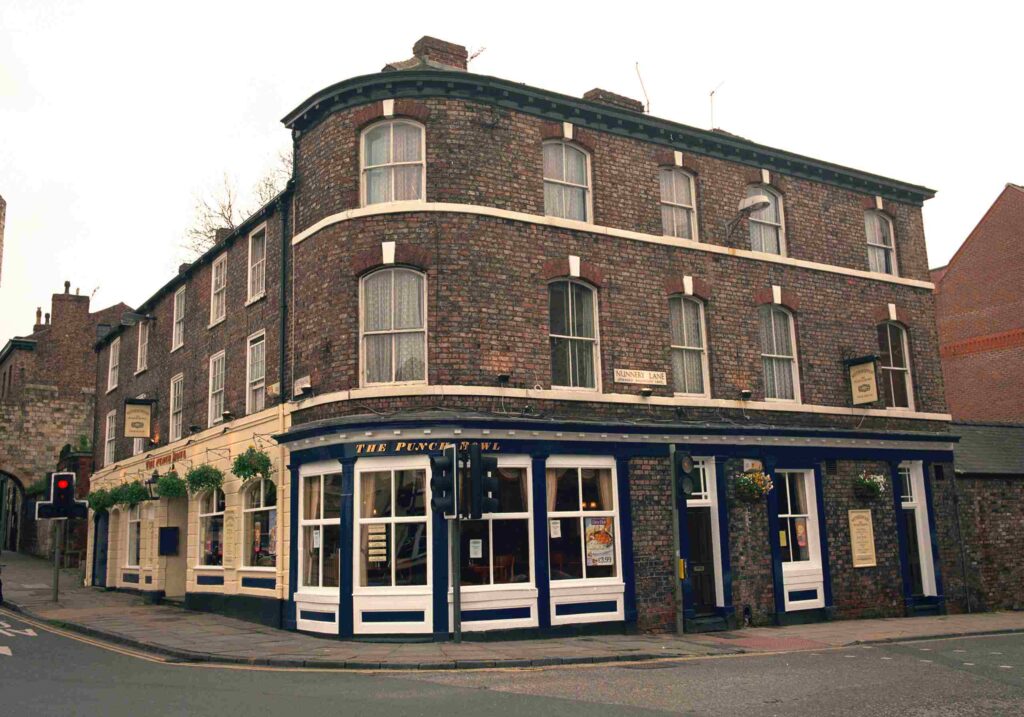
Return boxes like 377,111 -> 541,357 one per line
123,397 -> 156,439
844,355 -> 879,406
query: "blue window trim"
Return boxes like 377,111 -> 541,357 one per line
555,600 -> 618,616
241,576 -> 276,589
362,610 -> 425,623
300,610 -> 336,623
462,607 -> 531,622
196,574 -> 224,586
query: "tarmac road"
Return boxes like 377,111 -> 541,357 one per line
0,608 -> 1021,716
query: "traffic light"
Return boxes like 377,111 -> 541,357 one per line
469,443 -> 500,519
672,449 -> 696,501
36,472 -> 88,520
429,444 -> 458,517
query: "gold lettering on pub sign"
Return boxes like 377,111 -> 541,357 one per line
848,509 -> 877,568
849,361 -> 879,405
355,440 -> 502,455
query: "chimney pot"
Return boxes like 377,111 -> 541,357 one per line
178,263 -> 191,275
45,312 -> 50,325
36,307 -> 42,324
214,227 -> 232,243
64,280 -> 70,294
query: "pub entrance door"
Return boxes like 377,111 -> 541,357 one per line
92,512 -> 109,587
686,507 -> 717,614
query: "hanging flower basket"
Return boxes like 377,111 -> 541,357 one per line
87,488 -> 115,514
734,470 -> 773,503
232,447 -> 273,483
853,471 -> 885,502
155,470 -> 188,499
185,464 -> 224,495
112,480 -> 149,508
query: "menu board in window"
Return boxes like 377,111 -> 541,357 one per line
584,517 -> 614,567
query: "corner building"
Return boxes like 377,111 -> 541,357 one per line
89,37 -> 955,638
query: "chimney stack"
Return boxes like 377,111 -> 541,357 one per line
384,36 -> 469,72
582,88 -> 645,114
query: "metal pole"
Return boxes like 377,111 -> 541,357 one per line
52,520 -> 62,602
669,445 -> 685,635
451,515 -> 462,642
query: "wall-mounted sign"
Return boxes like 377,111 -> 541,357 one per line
354,440 -> 502,455
123,398 -> 154,439
846,356 -> 879,406
145,449 -> 186,470
848,509 -> 877,568
613,368 -> 667,385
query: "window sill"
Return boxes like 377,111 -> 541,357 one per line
134,368 -> 147,377
244,293 -> 266,308
764,397 -> 801,404
170,344 -> 183,354
208,317 -> 226,330
193,565 -> 225,571
673,391 -> 710,399
361,380 -> 429,389
106,385 -> 118,394
550,385 -> 601,393
237,566 -> 277,573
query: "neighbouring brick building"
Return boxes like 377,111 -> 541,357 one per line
0,193 -> 6,285
0,282 -> 128,560
88,36 -> 969,639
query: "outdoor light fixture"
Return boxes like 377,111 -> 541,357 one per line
497,373 -> 511,386
739,388 -> 753,401
724,194 -> 772,239
144,470 -> 160,500
221,410 -> 235,422
188,424 -> 203,435
640,387 -> 654,397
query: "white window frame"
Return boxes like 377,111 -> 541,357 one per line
107,337 -> 120,392
548,279 -> 601,392
136,320 -> 148,374
298,468 -> 344,592
360,119 -> 427,207
169,373 -> 184,443
207,350 -> 226,427
359,267 -> 428,387
171,286 -> 186,351
242,478 -> 277,569
209,253 -> 227,326
759,305 -> 801,403
898,461 -> 937,597
660,168 -> 698,240
457,456 -> 535,593
669,295 -> 710,398
246,330 -> 267,415
104,410 -> 116,466
197,488 -> 226,568
865,211 -> 898,276
125,504 -> 141,568
544,457 -> 623,586
776,469 -> 825,611
878,322 -> 914,411
543,140 -> 592,222
247,224 -> 267,304
748,185 -> 786,256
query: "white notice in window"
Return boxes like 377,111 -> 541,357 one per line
312,528 -> 321,549
549,519 -> 561,539
469,539 -> 483,559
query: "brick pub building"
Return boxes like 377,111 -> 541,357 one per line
88,37 -> 961,637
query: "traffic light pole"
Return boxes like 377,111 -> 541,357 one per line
451,515 -> 462,642
52,519 -> 62,603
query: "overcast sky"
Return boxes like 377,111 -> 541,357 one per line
1,1 -> 1020,341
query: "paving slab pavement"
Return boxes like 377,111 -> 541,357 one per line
3,550 -> 1023,670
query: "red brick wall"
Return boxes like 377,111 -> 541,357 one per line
934,185 -> 1024,422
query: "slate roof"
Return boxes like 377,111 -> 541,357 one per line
954,422 -> 1024,475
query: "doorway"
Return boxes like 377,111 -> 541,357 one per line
92,512 -> 109,587
686,507 -> 717,614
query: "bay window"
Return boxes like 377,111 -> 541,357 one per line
546,466 -> 618,581
301,473 -> 342,588
549,280 -> 599,389
360,267 -> 427,385
361,120 -> 425,205
543,141 -> 590,221
243,478 -> 277,568
199,489 -> 225,566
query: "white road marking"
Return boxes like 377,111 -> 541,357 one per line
999,666 -> 1013,669
844,654 -> 856,658
0,646 -> 11,657
920,660 -> 933,663
990,652 -> 1003,655
919,648 -> 931,652
953,649 -> 967,653
881,657 -> 894,661
963,663 -> 975,666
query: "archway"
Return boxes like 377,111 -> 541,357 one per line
0,470 -> 25,553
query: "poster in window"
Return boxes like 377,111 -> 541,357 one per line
469,539 -> 483,559
549,519 -> 561,539
584,517 -> 615,567
794,518 -> 808,548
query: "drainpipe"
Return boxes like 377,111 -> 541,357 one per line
277,187 -> 291,409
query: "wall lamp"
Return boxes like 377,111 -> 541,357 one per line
724,194 -> 771,240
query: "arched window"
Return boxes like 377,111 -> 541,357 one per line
748,186 -> 785,255
878,322 -> 913,409
549,280 -> 599,389
361,120 -> 425,205
243,479 -> 277,567
199,488 -> 225,566
865,211 -> 897,275
360,267 -> 427,386
660,169 -> 697,240
758,305 -> 800,401
543,141 -> 591,221
669,296 -> 708,395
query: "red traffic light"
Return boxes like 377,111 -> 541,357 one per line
57,478 -> 70,490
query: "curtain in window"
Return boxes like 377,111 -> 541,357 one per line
546,470 -> 558,512
363,269 -> 425,384
759,306 -> 795,400
748,188 -> 781,254
660,169 -> 694,239
865,213 -> 895,274
543,143 -> 588,221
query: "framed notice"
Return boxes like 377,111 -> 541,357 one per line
848,509 -> 877,568
846,356 -> 879,406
